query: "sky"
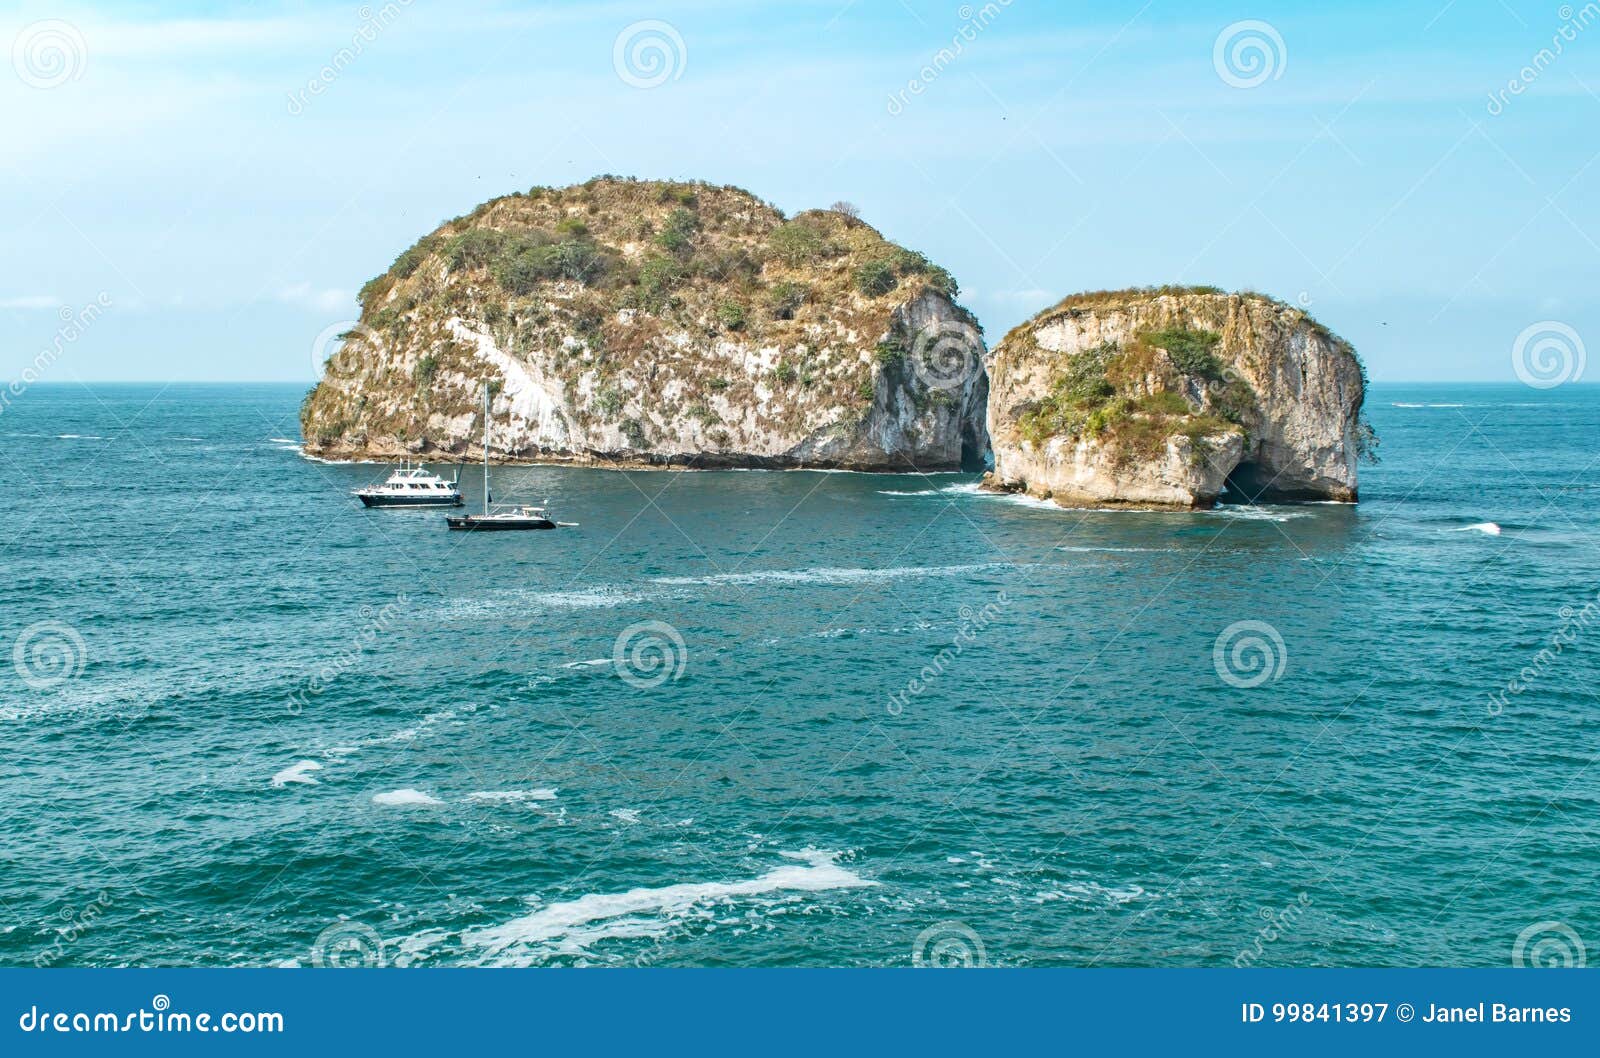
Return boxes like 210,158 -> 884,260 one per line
1,0 -> 1596,383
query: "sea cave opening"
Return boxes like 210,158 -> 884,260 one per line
959,420 -> 989,473
1221,460 -> 1271,504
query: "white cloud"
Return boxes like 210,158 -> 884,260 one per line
0,295 -> 62,309
274,283 -> 353,313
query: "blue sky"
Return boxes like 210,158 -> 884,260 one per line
1,0 -> 1596,382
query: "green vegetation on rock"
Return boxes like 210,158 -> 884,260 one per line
1017,329 -> 1247,464
300,176 -> 983,459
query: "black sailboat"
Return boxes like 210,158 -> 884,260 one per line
445,384 -> 568,531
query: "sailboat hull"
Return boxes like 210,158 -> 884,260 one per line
445,515 -> 557,531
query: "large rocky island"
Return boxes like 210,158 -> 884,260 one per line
983,287 -> 1374,508
301,177 -> 989,471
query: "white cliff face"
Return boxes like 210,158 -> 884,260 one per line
986,291 -> 1369,508
308,291 -> 986,471
301,179 -> 989,471
996,430 -> 1246,508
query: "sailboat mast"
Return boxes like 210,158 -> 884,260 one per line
481,383 -> 491,516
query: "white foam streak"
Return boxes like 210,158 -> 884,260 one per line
465,850 -> 875,963
270,760 -> 322,787
652,563 -> 1007,588
466,789 -> 558,804
373,788 -> 443,806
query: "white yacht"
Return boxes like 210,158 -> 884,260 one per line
354,462 -> 463,508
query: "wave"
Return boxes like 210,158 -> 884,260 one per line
373,788 -> 443,806
652,563 -> 1011,589
1057,545 -> 1179,553
609,808 -> 642,825
56,434 -> 106,440
270,760 -> 322,787
438,588 -> 642,619
1206,506 -> 1309,522
1035,881 -> 1147,906
463,850 -> 876,964
1391,402 -> 1465,409
1447,522 -> 1502,536
467,789 -> 558,804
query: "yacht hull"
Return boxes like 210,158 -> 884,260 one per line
358,493 -> 463,508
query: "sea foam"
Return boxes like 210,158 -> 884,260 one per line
270,760 -> 323,787
464,850 -> 876,963
373,788 -> 443,806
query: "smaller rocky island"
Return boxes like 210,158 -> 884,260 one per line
984,287 -> 1374,508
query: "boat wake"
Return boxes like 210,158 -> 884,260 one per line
460,849 -> 876,965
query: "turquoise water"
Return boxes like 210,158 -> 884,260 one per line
2,383 -> 1596,967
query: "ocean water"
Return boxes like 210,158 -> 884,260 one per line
1,382 -> 1596,968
